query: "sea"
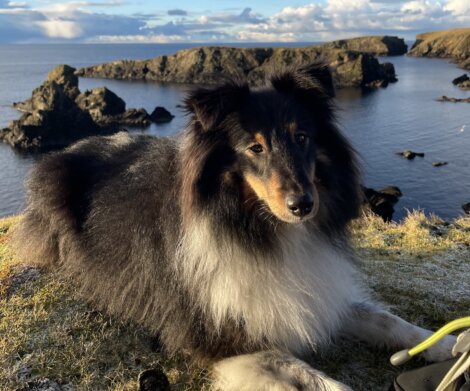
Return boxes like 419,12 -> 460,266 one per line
0,43 -> 469,220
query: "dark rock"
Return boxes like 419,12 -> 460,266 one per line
397,150 -> 425,159
362,185 -> 403,222
376,186 -> 402,198
438,95 -> 470,103
104,108 -> 151,127
13,65 -> 79,113
452,74 -> 469,85
463,203 -> 470,214
432,161 -> 448,167
1,64 -> 154,150
0,79 -> 100,150
150,107 -> 174,123
76,87 -> 126,117
325,36 -> 407,56
138,368 -> 170,391
452,74 -> 470,90
76,88 -> 152,126
409,28 -> 470,71
76,37 -> 399,89
47,64 -> 80,99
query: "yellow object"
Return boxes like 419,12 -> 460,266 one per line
390,317 -> 470,366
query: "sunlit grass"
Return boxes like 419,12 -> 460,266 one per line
1,211 -> 469,390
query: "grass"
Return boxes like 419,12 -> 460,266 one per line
0,211 -> 469,390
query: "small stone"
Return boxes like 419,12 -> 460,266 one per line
463,203 -> 470,215
452,74 -> 469,85
138,368 -> 170,391
150,107 -> 174,124
432,161 -> 448,167
397,150 -> 425,160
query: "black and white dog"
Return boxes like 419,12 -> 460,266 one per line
13,64 -> 454,390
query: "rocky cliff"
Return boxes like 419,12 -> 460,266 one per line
76,39 -> 400,88
0,65 -> 173,150
325,36 -> 407,56
408,28 -> 470,70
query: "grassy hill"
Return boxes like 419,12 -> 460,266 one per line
1,212 -> 469,390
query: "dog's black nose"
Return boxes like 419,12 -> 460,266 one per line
286,192 -> 314,217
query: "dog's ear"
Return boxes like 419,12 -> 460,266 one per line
270,62 -> 335,98
184,80 -> 249,131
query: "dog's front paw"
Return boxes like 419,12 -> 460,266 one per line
422,335 -> 456,362
213,352 -> 354,391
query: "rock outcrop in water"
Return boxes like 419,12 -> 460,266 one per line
438,96 -> 470,103
2,65 -> 100,150
463,203 -> 470,215
397,150 -> 425,160
362,186 -> 403,222
452,74 -> 470,90
76,38 -> 400,89
0,65 -> 173,150
408,28 -> 470,70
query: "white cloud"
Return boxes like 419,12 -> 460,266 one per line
7,1 -> 27,7
444,0 -> 470,16
0,0 -> 468,43
35,20 -> 83,38
325,0 -> 371,13
236,31 -> 296,42
92,34 -> 188,43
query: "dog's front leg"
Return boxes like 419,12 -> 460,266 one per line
212,351 -> 352,391
344,302 -> 456,362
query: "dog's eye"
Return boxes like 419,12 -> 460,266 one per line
295,133 -> 308,145
249,144 -> 264,154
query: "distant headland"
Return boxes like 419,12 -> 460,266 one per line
408,28 -> 470,70
76,36 -> 405,89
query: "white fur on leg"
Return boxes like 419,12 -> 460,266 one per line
346,303 -> 456,362
212,351 -> 352,391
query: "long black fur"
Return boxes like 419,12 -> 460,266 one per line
12,63 -> 361,364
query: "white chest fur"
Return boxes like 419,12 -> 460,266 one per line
177,220 -> 366,354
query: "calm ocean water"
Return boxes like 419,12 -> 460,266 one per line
0,44 -> 469,220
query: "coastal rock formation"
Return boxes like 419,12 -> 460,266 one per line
325,36 -> 407,56
0,65 -> 172,150
397,150 -> 425,159
452,74 -> 470,90
409,28 -> 470,70
362,185 -> 403,222
150,107 -> 175,123
432,161 -> 448,167
438,96 -> 470,103
463,203 -> 470,215
76,39 -> 399,89
76,87 -> 151,126
2,67 -> 100,150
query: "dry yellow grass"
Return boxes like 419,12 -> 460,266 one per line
416,28 -> 470,40
1,212 -> 469,390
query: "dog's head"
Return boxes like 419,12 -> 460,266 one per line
182,63 -> 361,230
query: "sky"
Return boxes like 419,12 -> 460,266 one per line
0,0 -> 468,43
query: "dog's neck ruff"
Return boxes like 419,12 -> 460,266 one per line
176,217 -> 365,355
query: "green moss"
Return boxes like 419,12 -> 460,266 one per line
1,212 -> 469,390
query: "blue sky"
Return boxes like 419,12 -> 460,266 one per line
0,0 -> 468,43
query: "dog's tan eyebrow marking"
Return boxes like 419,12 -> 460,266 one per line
254,132 -> 267,147
288,122 -> 298,134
